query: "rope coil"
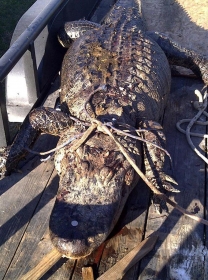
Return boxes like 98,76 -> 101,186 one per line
176,89 -> 208,164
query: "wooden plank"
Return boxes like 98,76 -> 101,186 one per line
2,166 -> 76,280
98,180 -> 150,279
97,236 -> 158,280
21,228 -> 75,280
69,176 -> 150,280
0,133 -> 58,280
139,78 -> 207,279
20,248 -> 62,280
0,78 -> 60,279
2,167 -> 57,280
82,267 -> 94,280
3,159 -> 75,280
71,243 -> 106,280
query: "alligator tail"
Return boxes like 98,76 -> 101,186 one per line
102,0 -> 145,30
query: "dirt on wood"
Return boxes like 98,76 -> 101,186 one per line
142,0 -> 208,55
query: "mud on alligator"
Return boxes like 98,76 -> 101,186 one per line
0,0 -> 208,259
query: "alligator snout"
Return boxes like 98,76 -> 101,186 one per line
52,237 -> 92,259
50,220 -> 97,258
49,167 -> 135,258
49,200 -> 115,258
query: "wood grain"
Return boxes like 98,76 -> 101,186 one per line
82,267 -> 94,280
20,249 -> 62,280
97,236 -> 158,280
0,134 -> 57,279
139,78 -> 207,279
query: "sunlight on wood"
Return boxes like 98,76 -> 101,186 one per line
176,0 -> 208,28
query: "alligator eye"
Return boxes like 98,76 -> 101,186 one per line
81,161 -> 90,172
100,166 -> 110,178
100,166 -> 113,183
103,151 -> 109,157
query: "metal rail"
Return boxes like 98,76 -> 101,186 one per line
0,0 -> 66,82
0,0 -> 67,146
0,0 -> 100,146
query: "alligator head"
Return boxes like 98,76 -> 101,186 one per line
49,130 -> 141,258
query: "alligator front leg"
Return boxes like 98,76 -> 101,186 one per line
0,116 -> 39,177
29,107 -> 73,135
141,120 -> 179,213
146,31 -> 208,84
0,107 -> 73,177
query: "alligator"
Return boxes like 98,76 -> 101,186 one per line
0,0 -> 208,259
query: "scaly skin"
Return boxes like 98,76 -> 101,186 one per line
48,0 -> 172,258
0,0 -> 207,258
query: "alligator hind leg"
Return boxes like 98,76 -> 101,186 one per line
58,20 -> 100,48
140,120 -> 179,213
146,31 -> 208,84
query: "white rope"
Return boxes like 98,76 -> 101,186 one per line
176,89 -> 208,164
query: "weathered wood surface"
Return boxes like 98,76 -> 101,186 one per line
97,236 -> 158,280
82,267 -> 94,280
142,0 -> 208,55
0,86 -> 60,280
20,248 -> 62,280
0,0 -> 208,279
139,78 -> 207,280
0,136 -> 57,280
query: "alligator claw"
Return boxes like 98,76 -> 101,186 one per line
159,172 -> 180,192
162,182 -> 180,193
163,173 -> 178,185
0,147 -> 10,177
148,171 -> 180,193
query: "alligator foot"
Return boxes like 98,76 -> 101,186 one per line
29,106 -> 74,135
140,120 -> 179,213
0,107 -> 74,178
0,116 -> 40,177
152,194 -> 169,214
0,146 -> 11,177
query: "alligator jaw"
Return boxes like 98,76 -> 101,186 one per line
49,173 -> 138,259
49,132 -> 141,258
